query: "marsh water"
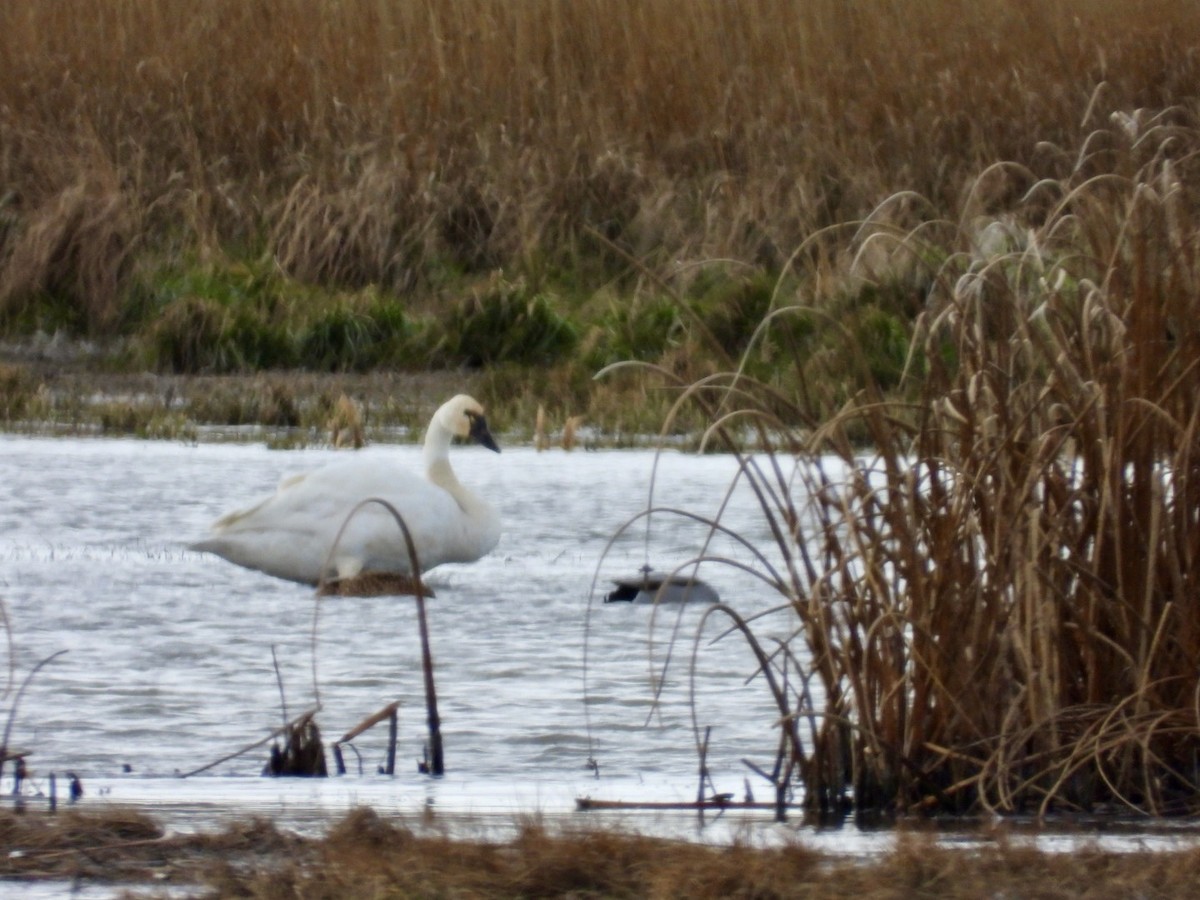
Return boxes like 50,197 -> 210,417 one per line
3,434 -> 1199,857
0,435 -> 816,835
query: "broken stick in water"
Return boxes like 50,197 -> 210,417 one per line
179,707 -> 324,778
332,701 -> 400,776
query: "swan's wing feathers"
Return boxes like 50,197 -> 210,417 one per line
208,461 -> 413,534
209,495 -> 273,531
194,449 -> 498,584
277,470 -> 309,490
207,469 -> 317,531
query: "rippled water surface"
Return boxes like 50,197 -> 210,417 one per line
9,434 -> 1200,862
0,435 -> 817,837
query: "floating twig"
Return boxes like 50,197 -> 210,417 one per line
332,701 -> 400,776
576,797 -> 791,812
179,708 -> 320,778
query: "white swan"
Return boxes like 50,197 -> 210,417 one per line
192,394 -> 501,585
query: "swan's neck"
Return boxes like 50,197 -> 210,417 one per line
420,415 -> 501,562
426,458 -> 466,500
423,420 -> 454,478
424,423 -> 487,514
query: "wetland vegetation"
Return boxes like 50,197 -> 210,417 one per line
4,0 -> 1200,893
4,806 -> 1200,898
2,0 -> 1196,438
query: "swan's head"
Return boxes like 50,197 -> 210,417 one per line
436,394 -> 500,453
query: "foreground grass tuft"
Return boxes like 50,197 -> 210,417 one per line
3,807 -> 1200,897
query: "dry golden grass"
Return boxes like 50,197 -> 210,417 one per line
1,0 -> 1197,331
5,806 -> 1200,897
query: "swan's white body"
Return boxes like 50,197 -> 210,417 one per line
192,395 -> 501,585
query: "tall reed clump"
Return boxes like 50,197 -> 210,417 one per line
636,106 -> 1200,816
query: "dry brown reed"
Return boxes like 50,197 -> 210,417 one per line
328,392 -> 364,448
5,806 -> 1200,897
1,1 -> 1196,331
628,106 -> 1200,816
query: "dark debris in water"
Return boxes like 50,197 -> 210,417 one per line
263,712 -> 328,778
605,569 -> 719,604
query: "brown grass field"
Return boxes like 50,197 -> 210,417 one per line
2,0 -> 1199,430
2,806 -> 1200,898
0,0 -> 1195,333
4,0 -> 1200,885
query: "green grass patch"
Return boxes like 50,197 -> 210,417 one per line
433,276 -> 579,368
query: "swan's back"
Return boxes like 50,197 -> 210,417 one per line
193,454 -> 500,585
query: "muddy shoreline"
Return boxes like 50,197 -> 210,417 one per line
3,338 -> 470,412
0,338 -> 506,447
